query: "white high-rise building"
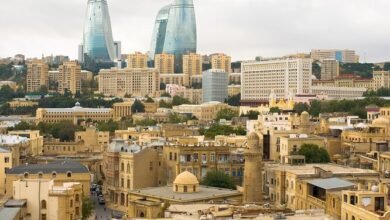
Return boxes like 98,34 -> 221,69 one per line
241,58 -> 312,102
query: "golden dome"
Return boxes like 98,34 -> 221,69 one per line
174,171 -> 199,185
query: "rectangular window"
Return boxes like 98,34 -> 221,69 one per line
4,157 -> 9,163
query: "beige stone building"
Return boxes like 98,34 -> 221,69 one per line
98,67 -> 160,97
0,148 -> 12,195
163,139 -> 245,184
43,127 -> 109,155
8,130 -> 43,156
341,185 -> 390,220
13,179 -> 83,220
321,59 -> 339,80
36,102 -> 113,125
127,171 -> 242,219
8,100 -> 38,109
80,70 -> 93,81
311,49 -> 359,63
0,135 -> 30,167
176,88 -> 202,104
173,102 -> 237,121
114,127 -> 161,145
113,101 -> 133,121
102,139 -> 163,212
155,53 -> 174,74
372,70 -> 390,90
58,61 -> 81,95
183,53 -> 202,78
211,53 -> 231,73
160,73 -> 189,87
27,59 -> 49,92
6,161 -> 91,197
265,163 -> 379,219
127,52 -> 148,69
279,134 -> 327,163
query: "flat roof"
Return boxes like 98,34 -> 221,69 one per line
130,185 -> 241,202
0,207 -> 21,219
266,163 -> 378,176
7,160 -> 89,174
307,178 -> 355,190
4,199 -> 27,207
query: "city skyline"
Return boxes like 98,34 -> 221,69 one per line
1,0 -> 390,62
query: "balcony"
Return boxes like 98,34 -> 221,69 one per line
307,195 -> 326,208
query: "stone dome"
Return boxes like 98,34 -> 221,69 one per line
301,111 -> 309,116
173,171 -> 199,193
174,171 -> 199,185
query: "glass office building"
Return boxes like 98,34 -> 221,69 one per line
202,69 -> 229,103
82,0 -> 116,68
149,0 -> 197,72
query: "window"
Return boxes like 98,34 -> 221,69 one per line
24,172 -> 29,178
41,214 -> 47,220
175,185 -> 178,192
4,157 -> 9,163
70,199 -> 73,208
75,207 -> 80,216
149,162 -> 153,171
41,200 -> 47,209
52,172 -> 57,178
67,172 -> 72,178
121,163 -> 124,172
332,198 -> 336,208
193,185 -> 196,192
184,186 -> 187,192
127,163 -> 131,173
75,194 -> 79,202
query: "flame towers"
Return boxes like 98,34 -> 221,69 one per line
149,0 -> 197,73
79,0 -> 119,71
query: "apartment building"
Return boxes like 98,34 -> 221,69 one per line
26,60 -> 49,92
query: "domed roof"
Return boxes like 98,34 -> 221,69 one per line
248,132 -> 260,141
301,111 -> 309,115
174,171 -> 199,185
372,117 -> 390,125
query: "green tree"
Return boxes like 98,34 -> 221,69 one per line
159,100 -> 172,108
134,118 -> 157,126
168,113 -> 189,123
97,119 -> 119,133
201,124 -> 246,139
0,85 -> 14,103
293,103 -> 310,114
294,144 -> 330,163
225,94 -> 241,106
82,197 -> 94,220
131,100 -> 145,113
39,85 -> 48,94
309,100 -> 322,116
37,121 -> 83,141
145,97 -> 155,103
216,108 -> 238,121
241,110 -> 259,120
8,121 -> 35,131
172,96 -> 191,106
269,107 -> 281,114
202,170 -> 236,189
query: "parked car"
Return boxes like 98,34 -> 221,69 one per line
98,197 -> 105,205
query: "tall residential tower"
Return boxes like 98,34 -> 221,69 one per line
79,0 -> 118,71
149,0 -> 197,73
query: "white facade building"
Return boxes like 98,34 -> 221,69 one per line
241,58 -> 312,102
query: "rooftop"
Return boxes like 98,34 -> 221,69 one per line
0,207 -> 21,219
4,199 -> 27,207
266,163 -> 378,176
6,160 -> 89,175
130,185 -> 241,202
306,178 -> 355,190
0,135 -> 29,145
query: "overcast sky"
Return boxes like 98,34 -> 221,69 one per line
0,0 -> 389,62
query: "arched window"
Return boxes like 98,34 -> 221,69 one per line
67,171 -> 72,178
38,172 -> 43,179
52,172 -> 57,178
41,200 -> 47,209
127,163 -> 130,173
121,163 -> 124,172
24,172 -> 29,178
75,194 -> 79,202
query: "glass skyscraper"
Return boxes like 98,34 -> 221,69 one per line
80,0 -> 117,71
149,0 -> 197,73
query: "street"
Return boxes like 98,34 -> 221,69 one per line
91,192 -> 115,220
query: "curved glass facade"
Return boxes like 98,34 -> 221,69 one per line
83,0 -> 116,63
149,0 -> 197,72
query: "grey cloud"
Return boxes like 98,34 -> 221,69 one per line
0,0 -> 389,62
